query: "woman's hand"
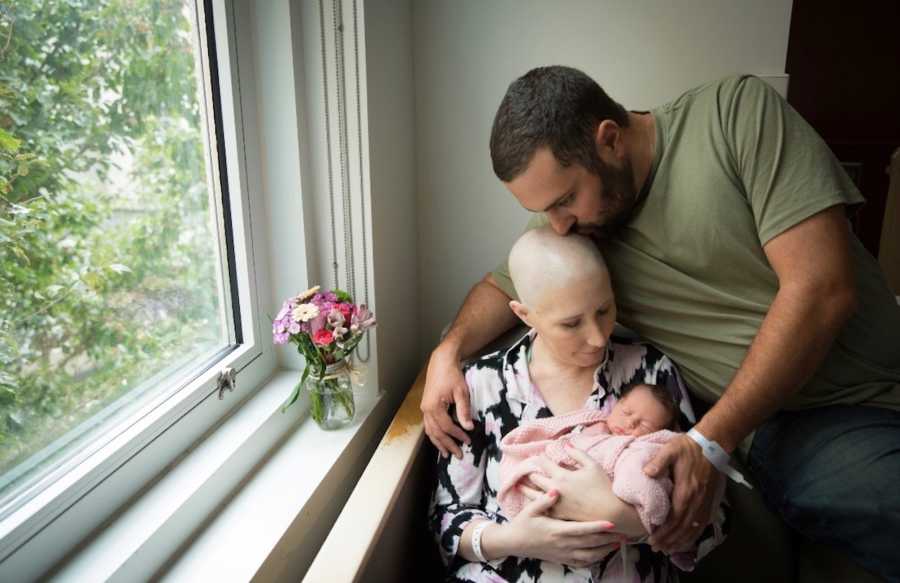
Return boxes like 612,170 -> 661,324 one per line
523,446 -> 648,538
484,490 -> 620,568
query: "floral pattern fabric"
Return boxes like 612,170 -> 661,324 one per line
429,331 -> 728,582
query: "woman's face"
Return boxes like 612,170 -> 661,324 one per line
606,386 -> 672,437
528,275 -> 617,369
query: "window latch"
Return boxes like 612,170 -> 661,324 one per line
217,367 -> 236,400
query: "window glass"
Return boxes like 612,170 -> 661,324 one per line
0,0 -> 229,513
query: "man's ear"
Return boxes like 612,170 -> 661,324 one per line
594,119 -> 622,159
509,300 -> 531,327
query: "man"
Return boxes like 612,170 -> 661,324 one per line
421,66 -> 900,580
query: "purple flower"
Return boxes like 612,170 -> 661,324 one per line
274,332 -> 289,345
275,301 -> 291,321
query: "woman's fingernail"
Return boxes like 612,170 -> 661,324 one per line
599,521 -> 615,529
548,489 -> 559,497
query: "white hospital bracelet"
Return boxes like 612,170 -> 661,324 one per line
686,428 -> 730,472
687,428 -> 753,489
470,520 -> 491,563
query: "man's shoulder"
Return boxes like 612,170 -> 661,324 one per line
661,74 -> 773,114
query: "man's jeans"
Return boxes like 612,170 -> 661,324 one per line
748,405 -> 900,582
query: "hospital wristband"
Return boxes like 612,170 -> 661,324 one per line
687,428 -> 753,489
470,520 -> 491,563
686,428 -> 731,472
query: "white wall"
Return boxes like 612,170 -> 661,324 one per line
412,0 -> 793,354
363,0 -> 421,399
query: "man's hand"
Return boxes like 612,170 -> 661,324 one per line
421,345 -> 474,458
644,434 -> 720,553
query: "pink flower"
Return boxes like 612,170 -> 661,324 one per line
309,312 -> 327,334
352,305 -> 376,329
273,332 -> 289,345
327,308 -> 345,328
337,302 -> 353,320
313,329 -> 334,346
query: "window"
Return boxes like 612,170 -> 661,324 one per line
0,0 -> 273,574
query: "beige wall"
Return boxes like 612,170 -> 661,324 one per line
411,0 -> 794,356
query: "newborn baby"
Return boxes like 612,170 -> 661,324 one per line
498,383 -> 680,534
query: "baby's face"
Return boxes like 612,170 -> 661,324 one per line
606,386 -> 672,437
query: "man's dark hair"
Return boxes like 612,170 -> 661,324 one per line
490,65 -> 629,182
620,382 -> 679,430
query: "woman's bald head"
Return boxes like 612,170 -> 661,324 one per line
508,227 -> 610,311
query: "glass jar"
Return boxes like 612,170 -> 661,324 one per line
304,359 -> 355,430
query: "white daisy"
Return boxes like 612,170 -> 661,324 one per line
291,303 -> 320,323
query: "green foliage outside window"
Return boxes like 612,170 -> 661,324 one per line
0,0 -> 225,487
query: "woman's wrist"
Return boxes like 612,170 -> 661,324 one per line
480,522 -> 517,560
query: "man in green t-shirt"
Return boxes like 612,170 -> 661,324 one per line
420,66 -> 900,580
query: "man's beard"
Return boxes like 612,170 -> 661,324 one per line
575,157 -> 645,240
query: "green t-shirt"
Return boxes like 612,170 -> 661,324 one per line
493,75 -> 900,412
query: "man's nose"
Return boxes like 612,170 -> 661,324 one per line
547,209 -> 575,235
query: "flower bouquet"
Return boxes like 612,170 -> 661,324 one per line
273,286 -> 375,429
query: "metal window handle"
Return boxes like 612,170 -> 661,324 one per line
216,367 -> 236,400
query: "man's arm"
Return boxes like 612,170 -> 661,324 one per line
695,205 -> 855,451
646,205 -> 856,551
421,274 -> 519,458
440,274 -> 520,362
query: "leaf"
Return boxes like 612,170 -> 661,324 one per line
0,128 -> 20,154
281,365 -> 311,413
108,263 -> 132,274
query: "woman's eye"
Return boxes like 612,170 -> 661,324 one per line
562,320 -> 579,328
559,193 -> 575,207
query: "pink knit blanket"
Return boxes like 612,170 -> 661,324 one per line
498,408 -> 678,533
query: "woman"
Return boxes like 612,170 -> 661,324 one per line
429,228 -> 726,582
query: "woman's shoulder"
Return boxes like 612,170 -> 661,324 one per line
461,331 -> 532,407
462,329 -> 532,376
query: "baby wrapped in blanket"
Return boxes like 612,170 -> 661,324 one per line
499,382 -> 680,534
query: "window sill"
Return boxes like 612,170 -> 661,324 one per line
51,370 -> 390,582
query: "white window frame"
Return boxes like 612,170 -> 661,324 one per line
0,0 -> 281,579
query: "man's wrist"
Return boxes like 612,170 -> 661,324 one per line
692,416 -> 742,454
687,428 -> 731,471
434,335 -> 463,363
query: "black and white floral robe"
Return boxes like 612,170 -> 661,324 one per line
429,331 -> 728,582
